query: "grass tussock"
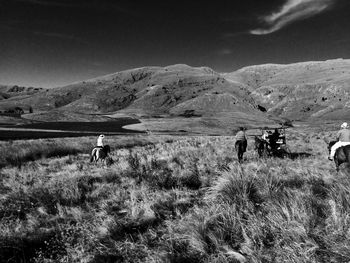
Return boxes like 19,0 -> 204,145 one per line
0,127 -> 350,262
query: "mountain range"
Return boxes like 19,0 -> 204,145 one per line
1,59 -> 349,133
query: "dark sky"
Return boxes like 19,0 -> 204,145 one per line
1,0 -> 350,88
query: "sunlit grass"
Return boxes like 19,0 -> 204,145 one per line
0,126 -> 349,262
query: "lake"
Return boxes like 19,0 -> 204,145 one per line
0,118 -> 143,140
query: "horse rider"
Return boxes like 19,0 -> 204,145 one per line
328,122 -> 350,161
261,128 -> 269,141
97,134 -> 105,148
260,127 -> 269,147
235,127 -> 247,152
90,134 -> 109,163
269,128 -> 280,152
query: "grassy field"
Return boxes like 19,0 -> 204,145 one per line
0,125 -> 349,263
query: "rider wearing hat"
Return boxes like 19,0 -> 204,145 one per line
329,122 -> 350,161
97,134 -> 105,148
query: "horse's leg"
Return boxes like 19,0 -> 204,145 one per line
90,148 -> 97,163
238,146 -> 243,163
334,157 -> 339,172
235,143 -> 239,162
258,145 -> 263,158
95,150 -> 100,164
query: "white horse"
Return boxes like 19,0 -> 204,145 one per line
90,145 -> 111,163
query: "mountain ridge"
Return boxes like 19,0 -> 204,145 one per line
1,59 -> 349,132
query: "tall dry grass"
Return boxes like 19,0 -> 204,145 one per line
0,126 -> 349,262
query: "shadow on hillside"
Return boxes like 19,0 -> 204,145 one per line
289,152 -> 313,160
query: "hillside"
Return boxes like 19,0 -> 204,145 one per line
0,65 -> 274,132
0,85 -> 44,102
224,59 -> 350,121
1,59 -> 349,132
0,65 -> 257,115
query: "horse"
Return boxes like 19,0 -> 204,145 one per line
90,145 -> 111,164
255,136 -> 291,159
254,136 -> 269,158
328,141 -> 350,172
235,140 -> 247,163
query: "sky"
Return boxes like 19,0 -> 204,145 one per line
1,0 -> 350,88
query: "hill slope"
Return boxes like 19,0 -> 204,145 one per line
0,65 -> 272,131
2,59 -> 349,132
224,59 -> 350,121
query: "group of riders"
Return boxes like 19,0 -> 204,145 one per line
91,122 -> 350,163
235,126 -> 284,155
235,122 -> 350,161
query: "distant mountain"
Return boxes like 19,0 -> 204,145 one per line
0,85 -> 44,111
0,65 -> 270,129
0,85 -> 44,97
1,59 -> 349,132
224,59 -> 350,121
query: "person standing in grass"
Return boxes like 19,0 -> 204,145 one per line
329,122 -> 350,161
235,127 -> 247,153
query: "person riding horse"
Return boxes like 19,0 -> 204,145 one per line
328,122 -> 350,161
97,134 -> 105,148
90,134 -> 111,163
235,127 -> 247,162
261,128 -> 269,147
261,128 -> 269,142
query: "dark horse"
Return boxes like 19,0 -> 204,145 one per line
328,141 -> 350,172
255,136 -> 291,158
235,140 -> 247,163
254,136 -> 269,158
90,145 -> 111,163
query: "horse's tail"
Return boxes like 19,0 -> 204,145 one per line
90,148 -> 97,162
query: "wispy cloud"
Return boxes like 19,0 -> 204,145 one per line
250,0 -> 335,35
